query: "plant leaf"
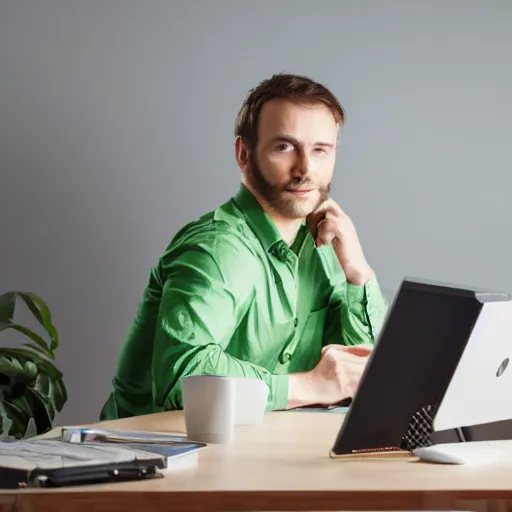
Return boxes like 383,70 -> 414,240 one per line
22,387 -> 53,433
0,348 -> 67,410
0,293 -> 15,330
36,373 -> 55,418
0,348 -> 62,381
3,395 -> 44,440
0,402 -> 15,441
0,348 -> 67,438
0,355 -> 37,384
21,342 -> 51,359
0,291 -> 67,439
2,324 -> 53,359
35,373 -> 67,419
50,374 -> 67,412
17,292 -> 59,352
2,400 -> 29,439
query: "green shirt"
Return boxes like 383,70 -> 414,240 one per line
99,185 -> 388,420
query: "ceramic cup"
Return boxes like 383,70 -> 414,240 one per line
182,375 -> 269,444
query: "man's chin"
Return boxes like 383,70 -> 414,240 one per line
275,197 -> 321,219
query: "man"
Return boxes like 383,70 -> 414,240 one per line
100,73 -> 388,420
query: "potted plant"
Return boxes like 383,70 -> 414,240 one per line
0,291 -> 67,440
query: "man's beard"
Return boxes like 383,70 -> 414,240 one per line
247,153 -> 331,219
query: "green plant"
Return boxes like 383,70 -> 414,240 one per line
0,291 -> 67,440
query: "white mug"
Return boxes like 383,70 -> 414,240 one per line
182,375 -> 236,444
233,377 -> 269,425
181,375 -> 269,444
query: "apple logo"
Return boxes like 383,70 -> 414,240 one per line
496,358 -> 509,377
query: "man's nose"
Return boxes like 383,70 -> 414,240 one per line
292,151 -> 311,177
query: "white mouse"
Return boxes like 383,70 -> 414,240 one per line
413,442 -> 507,465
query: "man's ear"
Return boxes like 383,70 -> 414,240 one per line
235,136 -> 249,169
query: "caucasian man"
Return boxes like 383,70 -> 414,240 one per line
100,73 -> 388,420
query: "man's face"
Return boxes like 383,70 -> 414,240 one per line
246,99 -> 338,219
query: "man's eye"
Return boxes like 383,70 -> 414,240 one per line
314,147 -> 327,154
276,144 -> 292,152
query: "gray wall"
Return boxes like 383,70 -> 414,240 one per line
1,0 -> 511,425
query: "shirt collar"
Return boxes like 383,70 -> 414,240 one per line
233,184 -> 282,253
232,184 -> 310,259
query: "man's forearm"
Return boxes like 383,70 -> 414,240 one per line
345,265 -> 374,287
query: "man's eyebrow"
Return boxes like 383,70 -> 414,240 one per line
268,135 -> 335,148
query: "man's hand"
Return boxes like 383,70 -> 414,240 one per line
311,344 -> 371,405
287,344 -> 372,409
307,198 -> 374,285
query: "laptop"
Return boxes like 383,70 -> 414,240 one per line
329,277 -> 511,458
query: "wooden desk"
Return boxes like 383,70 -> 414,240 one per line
1,410 -> 512,512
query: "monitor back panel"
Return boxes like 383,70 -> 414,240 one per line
331,280 -> 486,455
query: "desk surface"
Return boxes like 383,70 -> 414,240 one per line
3,410 -> 512,512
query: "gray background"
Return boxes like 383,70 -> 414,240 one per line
1,0 -> 511,425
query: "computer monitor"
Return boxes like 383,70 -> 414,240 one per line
434,298 -> 512,432
330,277 -> 510,457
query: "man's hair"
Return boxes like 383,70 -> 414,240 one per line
234,73 -> 345,151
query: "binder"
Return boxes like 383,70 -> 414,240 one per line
0,439 -> 167,488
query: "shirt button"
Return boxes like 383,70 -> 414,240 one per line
294,317 -> 299,327
279,351 -> 292,364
